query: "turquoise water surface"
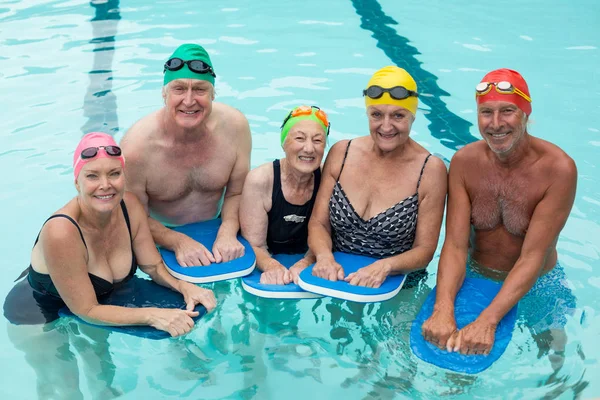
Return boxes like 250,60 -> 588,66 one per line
1,0 -> 599,398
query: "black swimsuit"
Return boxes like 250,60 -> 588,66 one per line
266,159 -> 321,255
3,200 -> 137,325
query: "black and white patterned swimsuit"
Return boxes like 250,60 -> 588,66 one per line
329,140 -> 431,259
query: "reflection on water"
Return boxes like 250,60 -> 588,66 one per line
81,0 -> 120,135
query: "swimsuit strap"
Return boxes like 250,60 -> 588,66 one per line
336,140 -> 353,182
120,199 -> 133,241
312,166 -> 322,198
15,214 -> 88,282
119,199 -> 138,281
416,154 -> 432,192
271,159 -> 282,205
33,214 -> 88,249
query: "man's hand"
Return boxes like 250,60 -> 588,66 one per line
422,308 -> 458,350
447,317 -> 497,355
173,234 -> 216,267
212,233 -> 245,263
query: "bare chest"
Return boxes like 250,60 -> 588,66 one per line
469,173 -> 543,236
146,146 -> 235,202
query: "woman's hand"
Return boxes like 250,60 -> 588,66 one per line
312,254 -> 344,281
147,308 -> 199,337
289,259 -> 311,284
179,282 -> 217,312
260,266 -> 291,285
344,260 -> 391,288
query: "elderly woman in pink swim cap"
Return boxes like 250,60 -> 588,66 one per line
4,132 -> 216,337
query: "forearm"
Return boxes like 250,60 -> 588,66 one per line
434,244 -> 469,312
380,245 -> 436,275
308,223 -> 334,260
218,194 -> 241,238
80,304 -> 153,327
148,217 -> 181,250
140,261 -> 184,293
479,257 -> 542,324
254,246 -> 282,272
299,249 -> 316,268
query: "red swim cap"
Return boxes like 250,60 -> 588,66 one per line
73,132 -> 125,180
476,68 -> 532,116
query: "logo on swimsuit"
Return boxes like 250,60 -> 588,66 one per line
283,214 -> 306,223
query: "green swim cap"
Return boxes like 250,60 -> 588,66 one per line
163,44 -> 215,86
280,105 -> 330,147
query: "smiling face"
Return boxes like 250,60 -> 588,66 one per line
367,104 -> 415,152
282,120 -> 326,174
163,78 -> 214,129
75,157 -> 125,213
477,100 -> 528,155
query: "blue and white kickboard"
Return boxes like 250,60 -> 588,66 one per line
59,276 -> 206,340
241,253 -> 322,299
297,252 -> 406,303
160,219 -> 256,283
410,277 -> 518,374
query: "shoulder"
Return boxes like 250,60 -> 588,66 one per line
213,102 -> 249,129
423,154 -> 448,176
534,137 -> 577,181
244,162 -> 274,192
39,211 -> 83,248
323,140 -> 351,173
120,110 -> 163,165
451,140 -> 486,163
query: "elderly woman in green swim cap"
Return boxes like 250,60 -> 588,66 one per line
308,66 -> 448,288
240,106 -> 329,284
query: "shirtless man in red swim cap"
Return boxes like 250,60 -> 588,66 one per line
422,68 -> 577,370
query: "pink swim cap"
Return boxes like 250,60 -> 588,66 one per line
73,132 -> 125,179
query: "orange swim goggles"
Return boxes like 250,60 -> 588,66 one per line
475,81 -> 532,103
281,105 -> 330,135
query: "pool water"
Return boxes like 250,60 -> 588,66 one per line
1,0 -> 599,398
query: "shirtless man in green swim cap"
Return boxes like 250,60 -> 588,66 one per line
121,44 -> 251,266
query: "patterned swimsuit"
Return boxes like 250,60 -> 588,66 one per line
329,140 -> 431,258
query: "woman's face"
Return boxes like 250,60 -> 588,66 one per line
367,104 -> 415,152
283,120 -> 326,174
76,157 -> 125,213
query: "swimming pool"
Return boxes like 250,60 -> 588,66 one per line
1,0 -> 599,398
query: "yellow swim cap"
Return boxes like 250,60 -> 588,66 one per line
364,66 -> 418,115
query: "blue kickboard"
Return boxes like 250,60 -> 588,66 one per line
160,219 -> 256,283
58,276 -> 206,340
297,251 -> 406,303
410,277 -> 518,374
241,253 -> 321,299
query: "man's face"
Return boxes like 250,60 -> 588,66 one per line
163,79 -> 214,129
477,100 -> 528,155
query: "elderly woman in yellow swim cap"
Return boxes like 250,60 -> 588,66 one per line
308,66 -> 448,288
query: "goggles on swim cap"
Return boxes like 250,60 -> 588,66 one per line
281,105 -> 330,135
80,145 -> 122,160
363,85 -> 419,101
164,58 -> 216,78
476,81 -> 531,103
280,105 -> 330,147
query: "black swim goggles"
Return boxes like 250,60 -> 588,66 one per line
80,145 -> 122,159
363,85 -> 419,100
163,58 -> 216,77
